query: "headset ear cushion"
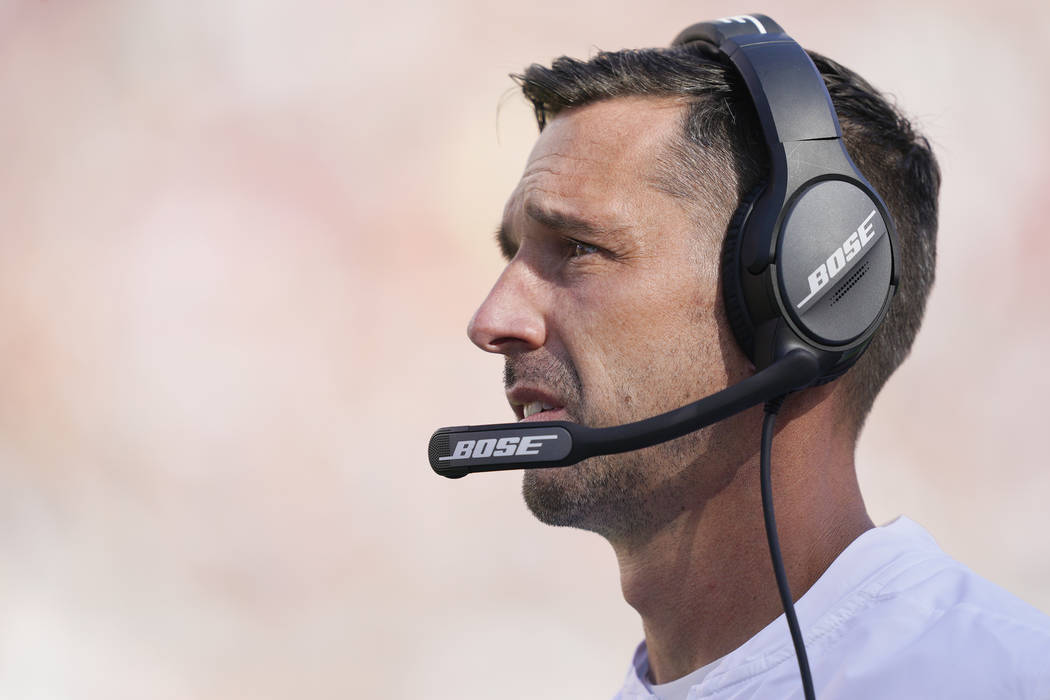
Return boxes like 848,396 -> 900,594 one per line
721,184 -> 765,363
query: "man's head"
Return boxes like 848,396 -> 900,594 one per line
467,43 -> 939,541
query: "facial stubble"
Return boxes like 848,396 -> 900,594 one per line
510,353 -> 674,540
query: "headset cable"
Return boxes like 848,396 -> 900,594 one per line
761,395 -> 816,700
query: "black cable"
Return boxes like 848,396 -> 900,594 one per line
761,397 -> 816,700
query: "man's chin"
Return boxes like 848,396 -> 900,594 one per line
522,469 -> 587,528
520,456 -> 653,538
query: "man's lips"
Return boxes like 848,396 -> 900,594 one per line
506,387 -> 568,422
519,407 -> 569,423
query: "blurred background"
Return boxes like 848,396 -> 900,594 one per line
0,0 -> 1047,698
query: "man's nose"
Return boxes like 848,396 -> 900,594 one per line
467,263 -> 546,354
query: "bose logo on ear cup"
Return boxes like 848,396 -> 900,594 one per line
796,210 -> 879,309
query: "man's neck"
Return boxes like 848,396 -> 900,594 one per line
610,408 -> 873,685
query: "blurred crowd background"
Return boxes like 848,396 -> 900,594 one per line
0,1 -> 1047,698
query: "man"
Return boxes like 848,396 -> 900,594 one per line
462,23 -> 1050,700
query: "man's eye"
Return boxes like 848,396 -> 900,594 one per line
566,239 -> 600,258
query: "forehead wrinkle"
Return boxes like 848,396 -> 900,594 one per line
502,98 -> 694,259
522,151 -> 610,186
534,97 -> 688,170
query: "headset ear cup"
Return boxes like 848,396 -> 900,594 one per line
721,184 -> 765,364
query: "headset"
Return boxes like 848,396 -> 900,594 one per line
428,14 -> 898,699
427,12 -> 896,478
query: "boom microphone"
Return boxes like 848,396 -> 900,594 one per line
428,349 -> 820,478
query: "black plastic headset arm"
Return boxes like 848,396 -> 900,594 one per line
429,350 -> 820,478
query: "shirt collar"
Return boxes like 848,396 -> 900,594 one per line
618,641 -> 656,699
618,517 -> 944,697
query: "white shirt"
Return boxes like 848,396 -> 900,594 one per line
615,517 -> 1050,699
643,658 -> 717,700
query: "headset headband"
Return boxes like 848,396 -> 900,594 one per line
674,15 -> 842,144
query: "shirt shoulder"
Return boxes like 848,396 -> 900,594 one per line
808,520 -> 1050,699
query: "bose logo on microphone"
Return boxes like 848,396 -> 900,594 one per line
796,210 -> 879,309
438,434 -> 561,461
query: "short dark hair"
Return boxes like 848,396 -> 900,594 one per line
511,43 -> 940,436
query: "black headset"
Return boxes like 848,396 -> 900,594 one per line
673,14 -> 898,383
428,13 -> 898,477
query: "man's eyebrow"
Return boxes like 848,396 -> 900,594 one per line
524,201 -> 610,238
495,202 -> 623,261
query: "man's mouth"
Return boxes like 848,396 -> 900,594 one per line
508,389 -> 568,422
518,404 -> 568,423
522,401 -> 557,419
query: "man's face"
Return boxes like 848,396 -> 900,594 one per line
467,97 -> 754,541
